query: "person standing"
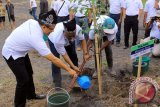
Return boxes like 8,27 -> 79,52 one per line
5,0 -> 15,30
143,0 -> 159,38
48,18 -> 89,87
70,0 -> 92,51
2,9 -> 78,107
108,0 -> 124,47
123,0 -> 143,49
52,0 -> 71,22
30,0 -> 38,20
39,0 -> 48,15
0,0 -> 6,30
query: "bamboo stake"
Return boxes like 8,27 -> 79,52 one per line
92,0 -> 102,96
134,39 -> 144,107
95,34 -> 102,96
134,56 -> 142,107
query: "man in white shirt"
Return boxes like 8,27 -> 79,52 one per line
123,0 -> 143,49
87,15 -> 118,75
70,0 -> 92,51
48,18 -> 90,87
2,10 -> 78,107
53,0 -> 71,22
143,0 -> 159,38
108,0 -> 123,46
30,0 -> 38,20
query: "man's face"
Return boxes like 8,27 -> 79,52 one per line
156,18 -> 160,22
64,30 -> 76,41
43,25 -> 55,35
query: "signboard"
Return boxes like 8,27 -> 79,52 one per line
131,40 -> 154,59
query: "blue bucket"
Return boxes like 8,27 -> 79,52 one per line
77,75 -> 91,90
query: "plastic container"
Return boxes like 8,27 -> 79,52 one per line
132,62 -> 147,77
77,75 -> 91,90
135,56 -> 150,71
47,87 -> 70,107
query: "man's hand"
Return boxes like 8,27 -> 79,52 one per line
68,69 -> 78,77
83,54 -> 90,62
72,66 -> 80,73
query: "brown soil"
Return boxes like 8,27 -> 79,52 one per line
0,0 -> 160,107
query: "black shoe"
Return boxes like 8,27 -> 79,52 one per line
27,94 -> 46,100
123,46 -> 128,49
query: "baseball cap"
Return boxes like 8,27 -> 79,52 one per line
39,9 -> 57,26
103,18 -> 115,34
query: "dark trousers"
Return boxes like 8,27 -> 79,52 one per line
57,15 -> 69,23
48,40 -> 78,87
3,54 -> 36,107
124,15 -> 139,47
144,27 -> 151,38
94,37 -> 113,69
32,7 -> 38,20
103,36 -> 113,68
109,13 -> 121,43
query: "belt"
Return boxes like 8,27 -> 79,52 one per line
58,15 -> 69,18
77,16 -> 85,18
126,15 -> 138,18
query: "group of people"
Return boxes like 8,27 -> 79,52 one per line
0,0 -> 15,30
1,0 -> 160,107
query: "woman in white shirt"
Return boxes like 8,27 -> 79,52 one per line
2,9 -> 78,107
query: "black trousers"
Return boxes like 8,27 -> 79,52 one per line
48,40 -> 78,87
94,36 -> 113,69
144,26 -> 151,38
124,15 -> 139,47
103,36 -> 113,68
4,54 -> 36,107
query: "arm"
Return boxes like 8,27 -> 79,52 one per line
44,53 -> 77,76
88,8 -> 92,24
118,7 -> 123,26
81,39 -> 90,61
143,12 -> 147,27
100,40 -> 111,51
30,1 -> 33,9
146,18 -> 154,30
138,9 -> 143,19
123,8 -> 126,20
81,39 -> 88,55
87,39 -> 93,54
155,0 -> 159,9
69,8 -> 75,20
62,53 -> 79,72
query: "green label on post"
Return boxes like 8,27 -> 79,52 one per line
131,40 -> 154,52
